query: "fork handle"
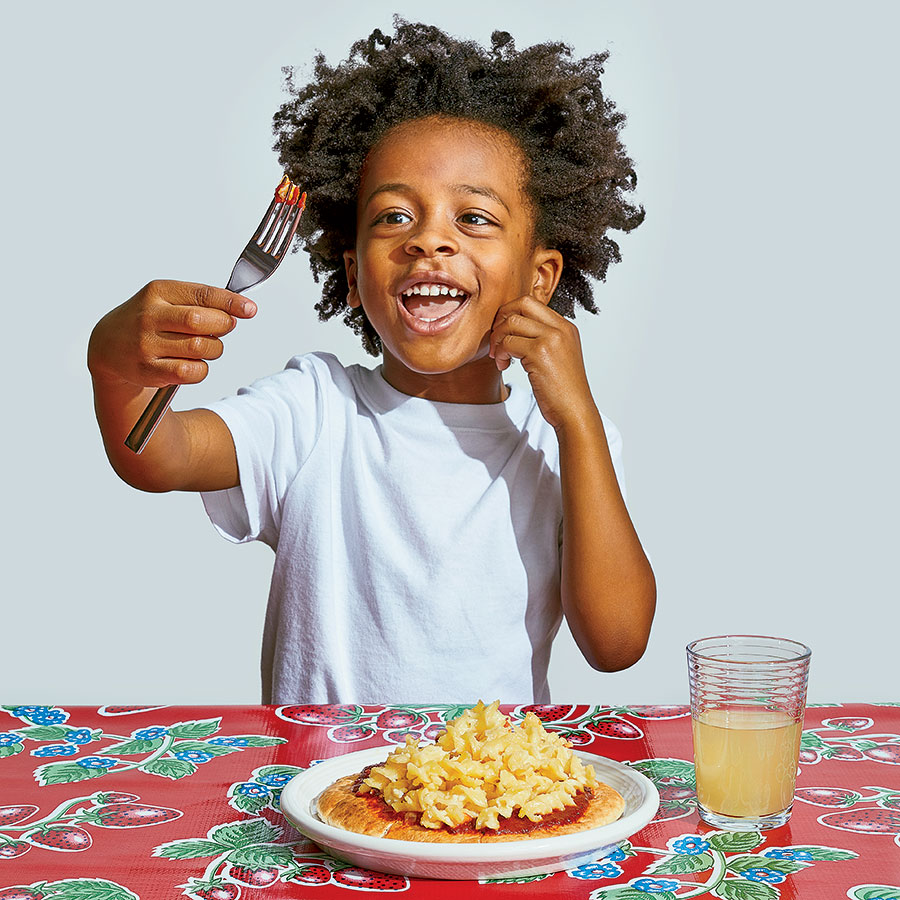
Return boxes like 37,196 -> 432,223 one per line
124,384 -> 179,454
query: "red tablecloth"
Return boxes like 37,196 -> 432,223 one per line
1,703 -> 897,898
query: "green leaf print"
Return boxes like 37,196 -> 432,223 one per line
211,819 -> 281,849
707,832 -> 765,853
715,879 -> 779,900
169,718 -> 222,739
153,839 -> 226,859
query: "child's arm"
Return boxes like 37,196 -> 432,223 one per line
87,280 -> 257,493
491,296 -> 657,671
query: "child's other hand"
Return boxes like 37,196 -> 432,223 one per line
88,280 -> 256,388
489,295 -> 596,432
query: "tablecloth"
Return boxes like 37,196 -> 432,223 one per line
1,702 -> 897,898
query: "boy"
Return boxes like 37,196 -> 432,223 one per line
88,22 -> 655,704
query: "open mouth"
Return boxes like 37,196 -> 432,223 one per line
400,283 -> 469,322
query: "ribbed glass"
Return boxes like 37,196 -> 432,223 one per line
687,635 -> 811,719
686,634 -> 811,830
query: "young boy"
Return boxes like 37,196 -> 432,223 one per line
88,22 -> 655,705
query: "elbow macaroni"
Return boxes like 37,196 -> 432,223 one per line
360,700 -> 598,830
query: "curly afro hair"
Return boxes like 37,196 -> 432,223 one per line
273,19 -> 644,355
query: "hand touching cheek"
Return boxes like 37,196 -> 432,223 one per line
490,296 -> 597,432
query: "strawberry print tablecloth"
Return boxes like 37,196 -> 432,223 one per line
1,703 -> 897,899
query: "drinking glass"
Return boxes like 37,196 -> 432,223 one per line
687,635 -> 811,830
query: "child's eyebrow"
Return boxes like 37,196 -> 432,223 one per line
454,184 -> 510,213
361,183 -> 510,213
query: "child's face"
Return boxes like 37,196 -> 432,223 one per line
344,116 -> 561,401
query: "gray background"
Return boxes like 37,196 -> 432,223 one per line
2,1 -> 897,705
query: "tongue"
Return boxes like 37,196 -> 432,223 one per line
404,297 -> 462,320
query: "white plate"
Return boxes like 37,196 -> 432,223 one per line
280,746 -> 659,880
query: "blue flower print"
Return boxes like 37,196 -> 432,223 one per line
208,737 -> 249,747
30,708 -> 68,725
570,861 -> 623,879
743,868 -> 787,884
175,751 -> 212,763
671,836 -> 710,855
10,706 -> 41,717
133,727 -> 169,740
0,733 -> 24,747
257,772 -> 292,786
234,782 -> 271,797
762,848 -> 813,861
32,744 -> 78,757
633,878 -> 681,893
67,728 -> 93,745
76,756 -> 117,769
606,846 -> 628,862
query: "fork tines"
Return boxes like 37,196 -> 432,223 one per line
254,175 -> 307,259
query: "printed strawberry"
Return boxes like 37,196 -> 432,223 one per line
0,841 -> 31,858
292,864 -> 331,885
558,729 -> 594,746
828,746 -> 866,761
99,705 -> 167,715
586,717 -> 644,740
819,808 -> 900,834
385,729 -> 422,744
798,748 -> 821,764
795,787 -> 861,807
0,805 -> 38,826
186,883 -> 240,900
376,710 -> 423,730
279,704 -> 361,726
864,744 -> 900,765
194,889 -> 239,900
0,889 -> 43,900
625,705 -> 690,719
658,785 -> 696,803
229,866 -> 279,886
329,724 -> 376,742
25,825 -> 92,851
93,791 -> 140,804
92,802 -> 183,827
821,716 -> 873,732
519,704 -> 576,722
332,867 -> 407,891
421,723 -> 446,741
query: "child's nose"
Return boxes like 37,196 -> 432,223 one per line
403,220 -> 458,257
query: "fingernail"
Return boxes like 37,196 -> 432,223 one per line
242,300 -> 256,315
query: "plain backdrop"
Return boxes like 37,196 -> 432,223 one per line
2,1 -> 897,705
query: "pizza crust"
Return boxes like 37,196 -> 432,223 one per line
315,771 -> 625,843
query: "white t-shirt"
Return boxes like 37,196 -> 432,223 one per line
201,352 -> 624,705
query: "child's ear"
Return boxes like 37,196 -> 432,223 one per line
343,250 -> 361,308
530,248 -> 564,307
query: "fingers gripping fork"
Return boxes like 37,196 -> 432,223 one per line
124,177 -> 306,454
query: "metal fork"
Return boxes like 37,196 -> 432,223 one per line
124,176 -> 306,454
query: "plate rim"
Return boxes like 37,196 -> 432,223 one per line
279,744 -> 659,864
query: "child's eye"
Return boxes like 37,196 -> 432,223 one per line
374,210 -> 412,225
459,212 -> 493,226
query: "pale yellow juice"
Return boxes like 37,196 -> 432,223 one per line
692,706 -> 802,817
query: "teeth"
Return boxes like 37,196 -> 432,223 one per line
401,282 -> 467,299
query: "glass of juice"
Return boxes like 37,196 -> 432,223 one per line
687,635 -> 811,831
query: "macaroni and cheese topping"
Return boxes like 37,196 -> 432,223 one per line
358,700 -> 599,831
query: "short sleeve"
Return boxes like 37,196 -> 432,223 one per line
199,354 -> 326,547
